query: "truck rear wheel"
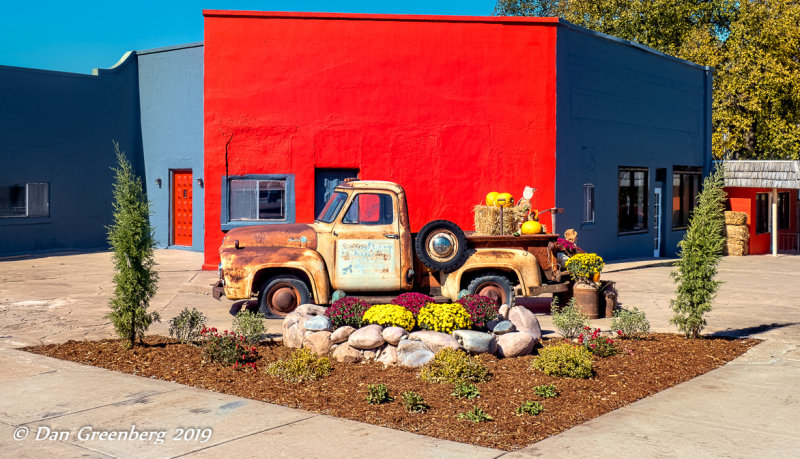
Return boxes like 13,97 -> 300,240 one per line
467,273 -> 514,307
415,220 -> 469,273
259,275 -> 311,317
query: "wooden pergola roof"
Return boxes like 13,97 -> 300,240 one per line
720,160 -> 800,189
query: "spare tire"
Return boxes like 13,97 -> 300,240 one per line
415,220 -> 469,273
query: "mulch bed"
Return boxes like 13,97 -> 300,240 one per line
26,334 -> 757,451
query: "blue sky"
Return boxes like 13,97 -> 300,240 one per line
0,1 -> 497,74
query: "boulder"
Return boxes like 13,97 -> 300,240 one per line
498,304 -> 510,320
382,327 -> 408,346
304,315 -> 332,332
399,349 -> 435,368
408,330 -> 461,354
330,326 -> 356,344
348,324 -> 386,350
452,330 -> 496,354
332,343 -> 362,363
492,320 -> 516,335
282,307 -> 324,349
296,304 -> 328,316
495,332 -> 537,358
331,290 -> 346,302
303,331 -> 333,355
508,306 -> 543,341
362,348 -> 379,360
397,339 -> 433,356
376,344 -> 398,367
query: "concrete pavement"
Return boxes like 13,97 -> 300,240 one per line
1,250 -> 799,457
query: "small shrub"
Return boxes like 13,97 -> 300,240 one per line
391,292 -> 433,316
457,294 -> 499,329
420,348 -> 491,384
531,343 -> 593,379
362,303 -> 415,331
551,298 -> 590,339
516,401 -> 545,416
366,383 -> 393,405
458,406 -> 493,423
265,348 -> 332,383
417,303 -> 473,334
325,297 -> 371,329
612,307 -> 651,339
451,381 -> 481,399
401,391 -> 429,413
200,327 -> 259,370
232,310 -> 265,344
578,327 -> 618,357
168,307 -> 207,344
533,384 -> 559,398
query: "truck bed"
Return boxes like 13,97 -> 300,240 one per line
465,232 -> 563,282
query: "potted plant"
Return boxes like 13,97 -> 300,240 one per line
565,253 -> 605,318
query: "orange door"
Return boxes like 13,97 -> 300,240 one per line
172,171 -> 193,246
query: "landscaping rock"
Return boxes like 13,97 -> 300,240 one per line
331,290 -> 346,302
399,349 -> 435,368
452,330 -> 496,354
296,304 -> 328,316
498,304 -> 510,320
492,320 -> 516,335
348,324 -> 385,350
376,344 -> 398,367
332,343 -> 362,363
362,348 -> 379,360
304,315 -> 332,332
282,307 -> 325,349
508,306 -> 543,341
330,326 -> 356,344
408,330 -> 461,354
495,332 -> 536,358
303,331 -> 333,355
397,339 -> 432,356
382,326 -> 407,346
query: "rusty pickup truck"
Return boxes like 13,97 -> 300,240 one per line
213,179 -> 570,316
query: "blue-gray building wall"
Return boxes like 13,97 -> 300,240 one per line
137,43 -> 204,251
555,23 -> 712,260
0,54 -> 143,256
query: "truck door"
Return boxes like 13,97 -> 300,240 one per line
332,192 -> 402,291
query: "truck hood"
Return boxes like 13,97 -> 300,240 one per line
220,224 -> 318,251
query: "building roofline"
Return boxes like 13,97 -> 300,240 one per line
202,10 -> 709,72
137,42 -> 204,56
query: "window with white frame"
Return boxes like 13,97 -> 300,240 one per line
229,179 -> 286,221
583,184 -> 595,223
0,182 -> 49,218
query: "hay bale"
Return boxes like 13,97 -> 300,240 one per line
725,211 -> 747,226
724,224 -> 750,241
724,241 -> 748,256
473,205 -> 517,235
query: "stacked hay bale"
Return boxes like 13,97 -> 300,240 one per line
474,198 -> 534,235
723,211 -> 749,256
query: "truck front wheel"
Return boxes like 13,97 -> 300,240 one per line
259,275 -> 311,317
467,273 -> 514,307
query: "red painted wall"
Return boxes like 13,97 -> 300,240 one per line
203,12 -> 559,268
725,187 -> 798,255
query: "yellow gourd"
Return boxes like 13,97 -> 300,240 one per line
521,220 -> 543,234
496,192 -> 514,207
485,191 -> 499,206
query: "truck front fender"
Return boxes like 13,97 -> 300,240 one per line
439,248 -> 541,301
221,246 -> 331,304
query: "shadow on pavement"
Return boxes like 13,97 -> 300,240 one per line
710,322 -> 800,338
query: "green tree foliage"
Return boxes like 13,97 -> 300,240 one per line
107,141 -> 159,348
494,0 -> 800,159
670,165 -> 726,338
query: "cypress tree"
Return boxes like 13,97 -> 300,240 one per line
106,141 -> 159,348
670,164 -> 727,338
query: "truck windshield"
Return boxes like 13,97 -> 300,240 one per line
316,191 -> 347,223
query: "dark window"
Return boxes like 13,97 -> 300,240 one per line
0,183 -> 49,218
755,193 -> 769,234
618,168 -> 648,233
583,184 -> 595,223
672,168 -> 702,229
779,192 -> 790,230
343,193 -> 394,225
